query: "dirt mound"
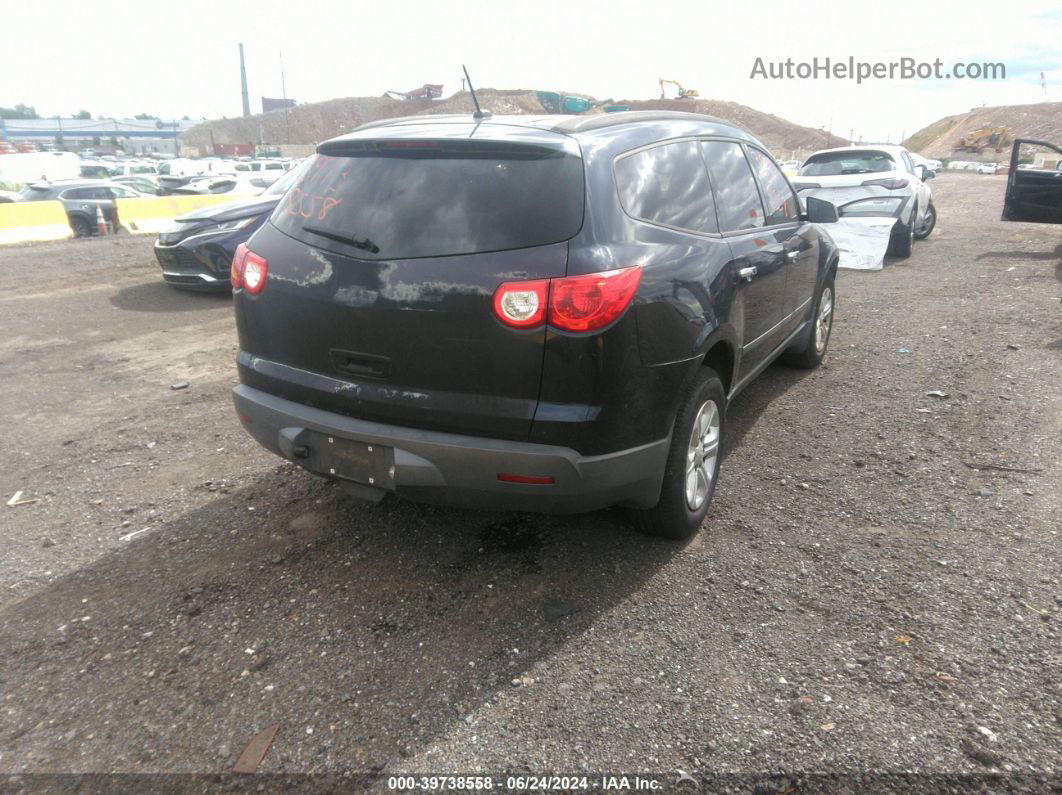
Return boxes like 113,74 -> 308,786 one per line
414,89 -> 550,116
615,98 -> 846,155
181,89 -> 844,158
904,101 -> 1062,159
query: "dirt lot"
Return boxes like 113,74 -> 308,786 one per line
0,174 -> 1059,788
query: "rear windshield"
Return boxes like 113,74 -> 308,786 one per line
798,151 -> 896,176
271,143 -> 584,260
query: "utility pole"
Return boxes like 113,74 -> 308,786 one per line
239,43 -> 251,117
280,50 -> 290,145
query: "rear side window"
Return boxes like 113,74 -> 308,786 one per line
62,188 -> 97,200
701,141 -> 765,232
745,148 -> 799,225
271,143 -> 584,260
614,141 -> 718,234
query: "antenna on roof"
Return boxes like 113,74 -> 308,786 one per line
462,65 -> 491,120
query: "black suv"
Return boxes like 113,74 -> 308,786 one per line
231,111 -> 840,539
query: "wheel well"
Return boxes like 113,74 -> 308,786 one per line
703,341 -> 734,394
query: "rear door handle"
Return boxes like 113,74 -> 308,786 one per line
738,266 -> 757,282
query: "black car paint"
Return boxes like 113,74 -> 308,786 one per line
1003,139 -> 1062,224
154,195 -> 281,291
232,112 -> 839,511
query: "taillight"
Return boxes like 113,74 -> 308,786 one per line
860,177 -> 908,190
491,267 -> 642,333
492,279 -> 549,328
230,242 -> 268,295
230,243 -> 247,289
549,267 -> 643,332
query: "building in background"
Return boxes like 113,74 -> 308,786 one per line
0,118 -> 199,154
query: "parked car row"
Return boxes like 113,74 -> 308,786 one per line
155,158 -> 293,195
143,120 -> 1062,537
945,160 -> 1008,173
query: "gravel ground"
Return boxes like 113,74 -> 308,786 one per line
0,174 -> 1059,791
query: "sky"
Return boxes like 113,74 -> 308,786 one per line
7,0 -> 1061,145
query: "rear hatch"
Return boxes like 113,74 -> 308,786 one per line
792,150 -> 910,207
235,123 -> 584,441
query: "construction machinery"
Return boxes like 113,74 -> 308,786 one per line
385,84 -> 444,101
659,79 -> 699,100
955,127 -> 1013,154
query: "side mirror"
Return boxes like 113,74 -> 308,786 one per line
804,195 -> 839,223
918,165 -> 935,181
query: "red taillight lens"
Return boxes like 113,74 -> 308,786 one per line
230,243 -> 247,289
231,242 -> 268,295
548,266 -> 643,332
492,279 -> 549,328
491,267 -> 642,333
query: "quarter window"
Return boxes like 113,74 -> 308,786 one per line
701,141 -> 765,232
746,147 -> 799,225
614,141 -> 718,234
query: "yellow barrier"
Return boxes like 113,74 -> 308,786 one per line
0,200 -> 72,245
116,194 -> 258,235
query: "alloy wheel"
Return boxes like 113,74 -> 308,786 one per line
815,286 -> 834,353
685,399 -> 720,511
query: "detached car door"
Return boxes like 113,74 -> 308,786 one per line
1003,140 -> 1062,224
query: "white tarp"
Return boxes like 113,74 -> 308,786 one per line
827,217 -> 898,271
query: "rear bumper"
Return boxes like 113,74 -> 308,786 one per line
233,384 -> 669,513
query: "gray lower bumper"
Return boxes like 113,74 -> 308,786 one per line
233,384 -> 669,513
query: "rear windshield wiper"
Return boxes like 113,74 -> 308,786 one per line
302,224 -> 380,254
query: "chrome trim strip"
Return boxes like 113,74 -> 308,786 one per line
162,271 -> 219,282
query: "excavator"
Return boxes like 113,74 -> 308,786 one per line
659,79 -> 699,100
955,127 -> 1013,154
385,84 -> 444,101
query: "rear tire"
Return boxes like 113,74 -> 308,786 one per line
630,368 -> 725,540
914,201 -> 936,240
784,276 -> 835,369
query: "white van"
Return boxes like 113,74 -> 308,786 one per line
0,151 -> 80,188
